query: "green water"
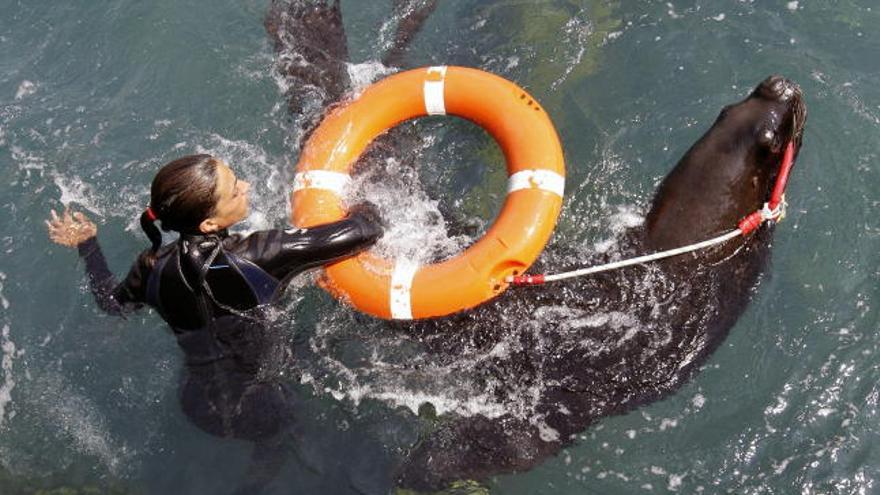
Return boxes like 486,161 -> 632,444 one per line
1,0 -> 878,493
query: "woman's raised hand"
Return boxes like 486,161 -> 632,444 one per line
46,207 -> 97,247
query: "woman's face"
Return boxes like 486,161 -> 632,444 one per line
199,161 -> 250,233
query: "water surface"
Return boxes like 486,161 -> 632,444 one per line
1,1 -> 878,493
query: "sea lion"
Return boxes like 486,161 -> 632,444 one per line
261,3 -> 808,491
265,0 -> 350,118
393,75 -> 806,490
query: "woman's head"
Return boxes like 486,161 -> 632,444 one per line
141,154 -> 250,251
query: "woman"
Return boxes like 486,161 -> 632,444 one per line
46,154 -> 383,457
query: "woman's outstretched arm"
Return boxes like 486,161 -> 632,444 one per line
47,208 -> 146,316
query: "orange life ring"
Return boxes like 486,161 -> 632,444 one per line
291,66 -> 565,320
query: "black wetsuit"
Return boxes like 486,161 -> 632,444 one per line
77,212 -> 382,442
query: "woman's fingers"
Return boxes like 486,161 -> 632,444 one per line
46,207 -> 96,247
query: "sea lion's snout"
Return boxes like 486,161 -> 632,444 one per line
752,75 -> 807,149
757,75 -> 802,103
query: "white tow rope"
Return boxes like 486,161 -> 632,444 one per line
507,200 -> 785,286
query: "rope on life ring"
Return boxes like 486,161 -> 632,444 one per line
291,66 -> 566,320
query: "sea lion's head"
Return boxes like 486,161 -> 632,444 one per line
645,75 -> 807,252
727,75 -> 807,156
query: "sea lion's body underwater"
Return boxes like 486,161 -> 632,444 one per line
263,1 -> 807,489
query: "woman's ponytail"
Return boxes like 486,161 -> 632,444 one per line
140,207 -> 163,263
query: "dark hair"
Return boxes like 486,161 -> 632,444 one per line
140,154 -> 220,255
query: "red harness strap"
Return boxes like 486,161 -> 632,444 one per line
769,140 -> 796,211
738,140 -> 796,235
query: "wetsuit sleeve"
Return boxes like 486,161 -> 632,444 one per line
230,211 -> 384,281
77,236 -> 147,316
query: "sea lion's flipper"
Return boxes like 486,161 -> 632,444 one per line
265,0 -> 351,115
382,0 -> 438,67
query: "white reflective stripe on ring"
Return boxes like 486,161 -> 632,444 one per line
507,170 -> 565,198
390,260 -> 419,320
424,66 -> 448,116
293,171 -> 351,195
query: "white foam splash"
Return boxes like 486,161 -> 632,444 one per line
0,324 -> 21,429
39,374 -> 132,475
51,172 -> 105,216
346,61 -> 396,95
594,204 -> 644,253
147,119 -> 173,141
374,0 -> 433,55
304,312 -> 530,420
658,418 -> 678,431
772,456 -> 793,474
551,12 -> 594,90
14,80 -> 37,100
533,415 -> 561,442
348,153 -> 471,266
235,50 -> 276,84
302,244 -> 666,422
10,145 -> 46,173
668,473 -> 685,491
328,382 -> 509,418
0,272 -> 8,310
